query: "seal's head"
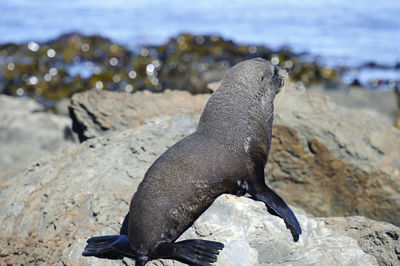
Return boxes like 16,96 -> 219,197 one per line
222,57 -> 288,97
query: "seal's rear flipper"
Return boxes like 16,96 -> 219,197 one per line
82,235 -> 135,259
152,239 -> 224,266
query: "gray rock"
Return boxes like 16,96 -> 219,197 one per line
268,89 -> 400,227
0,115 -> 378,265
0,95 -> 76,184
172,196 -> 377,266
319,216 -> 400,266
207,80 -> 222,91
69,89 -> 400,227
307,85 -> 398,126
53,98 -> 72,116
69,89 -> 209,141
0,115 -> 196,265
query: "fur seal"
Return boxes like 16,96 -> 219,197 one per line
82,58 -> 302,265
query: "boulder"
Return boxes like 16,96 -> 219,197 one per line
268,90 -> 400,227
68,89 -> 209,141
175,196 -> 377,266
307,86 -> 398,126
68,89 -> 400,226
319,216 -> 400,266
0,95 -> 76,184
0,115 -> 378,265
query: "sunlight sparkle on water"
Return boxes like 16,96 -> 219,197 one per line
284,60 -> 293,69
27,41 -> 39,52
150,76 -> 159,86
95,81 -> 103,89
81,43 -> 90,52
124,84 -> 133,93
16,88 -> 24,96
7,62 -> 15,71
47,49 -> 56,58
44,73 -> 52,82
110,44 -> 119,53
140,48 -> 149,57
113,74 -> 121,83
146,64 -> 155,75
109,57 -> 118,66
49,67 -> 58,76
271,56 -> 279,65
248,46 -> 257,54
28,76 -> 38,85
128,70 -> 137,79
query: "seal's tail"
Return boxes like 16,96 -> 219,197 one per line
82,235 -> 135,260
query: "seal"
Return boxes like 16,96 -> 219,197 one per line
82,58 -> 302,266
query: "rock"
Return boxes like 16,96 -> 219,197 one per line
69,89 -> 209,141
307,85 -> 398,126
207,80 -> 222,91
0,115 -> 196,265
268,89 -> 400,227
0,95 -> 76,184
0,115 -> 378,265
69,89 -> 400,227
174,196 -> 377,266
53,98 -> 72,116
319,216 -> 400,266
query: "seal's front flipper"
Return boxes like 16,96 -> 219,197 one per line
247,163 -> 302,239
82,235 -> 135,259
251,184 -> 302,240
152,239 -> 224,266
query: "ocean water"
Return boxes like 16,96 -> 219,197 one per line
0,0 -> 399,74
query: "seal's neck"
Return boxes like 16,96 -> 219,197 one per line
197,83 -> 275,147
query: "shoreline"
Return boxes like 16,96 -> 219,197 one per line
0,32 -> 399,127
0,32 -> 338,100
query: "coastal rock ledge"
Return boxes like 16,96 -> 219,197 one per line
0,95 -> 75,184
69,89 -> 400,227
0,115 -> 385,265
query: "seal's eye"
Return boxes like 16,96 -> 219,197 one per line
261,76 -> 265,81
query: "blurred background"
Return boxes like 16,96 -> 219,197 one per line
0,0 -> 399,118
1,0 -> 400,66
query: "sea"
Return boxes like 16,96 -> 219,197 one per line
1,0 -> 399,89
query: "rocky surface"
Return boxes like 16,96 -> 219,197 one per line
0,115 -> 194,265
170,196 -> 378,266
0,95 -> 76,184
308,85 -> 398,126
69,89 -> 400,227
69,89 -> 208,141
268,89 -> 400,227
319,216 -> 400,266
0,115 -> 380,265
